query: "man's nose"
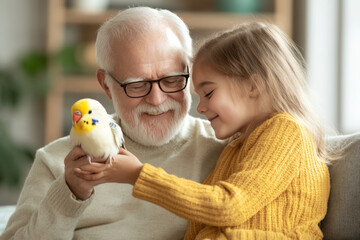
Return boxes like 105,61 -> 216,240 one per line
144,83 -> 167,106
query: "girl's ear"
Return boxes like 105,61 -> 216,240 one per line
97,69 -> 112,100
245,77 -> 260,98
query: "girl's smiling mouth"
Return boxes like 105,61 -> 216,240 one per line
208,115 -> 218,122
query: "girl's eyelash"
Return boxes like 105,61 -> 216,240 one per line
204,90 -> 214,98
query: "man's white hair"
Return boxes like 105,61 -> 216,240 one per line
95,6 -> 193,72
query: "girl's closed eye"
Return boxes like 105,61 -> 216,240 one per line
204,90 -> 214,98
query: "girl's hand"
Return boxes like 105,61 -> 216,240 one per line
74,148 -> 143,185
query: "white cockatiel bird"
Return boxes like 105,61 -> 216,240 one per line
70,98 -> 125,165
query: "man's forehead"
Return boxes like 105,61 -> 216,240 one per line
109,27 -> 185,82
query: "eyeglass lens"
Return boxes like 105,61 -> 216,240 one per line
125,75 -> 187,97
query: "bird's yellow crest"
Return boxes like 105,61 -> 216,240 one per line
71,99 -> 95,134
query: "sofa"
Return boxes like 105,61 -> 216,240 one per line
1,132 -> 359,239
320,132 -> 360,239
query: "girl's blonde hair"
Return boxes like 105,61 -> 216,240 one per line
194,22 -> 334,163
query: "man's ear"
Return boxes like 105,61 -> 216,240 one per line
97,69 -> 112,100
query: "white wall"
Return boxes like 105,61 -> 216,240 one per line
306,0 -> 360,134
306,0 -> 340,132
340,0 -> 360,133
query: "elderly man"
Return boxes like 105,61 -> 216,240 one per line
1,7 -> 225,240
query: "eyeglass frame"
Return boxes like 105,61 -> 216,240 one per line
106,66 -> 190,98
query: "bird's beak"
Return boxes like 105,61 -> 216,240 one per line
72,110 -> 82,124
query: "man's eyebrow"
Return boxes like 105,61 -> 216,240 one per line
123,70 -> 187,84
123,77 -> 145,84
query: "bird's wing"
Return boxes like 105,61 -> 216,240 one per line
109,120 -> 126,149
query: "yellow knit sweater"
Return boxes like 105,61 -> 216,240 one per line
133,113 -> 330,239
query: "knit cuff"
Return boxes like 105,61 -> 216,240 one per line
133,163 -> 162,200
45,174 -> 93,217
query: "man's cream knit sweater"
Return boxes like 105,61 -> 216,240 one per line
1,115 -> 225,240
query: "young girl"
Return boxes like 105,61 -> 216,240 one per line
77,22 -> 331,239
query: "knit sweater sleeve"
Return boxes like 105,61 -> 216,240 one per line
1,145 -> 93,240
133,115 -> 305,226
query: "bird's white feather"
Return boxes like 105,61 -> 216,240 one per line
109,120 -> 126,149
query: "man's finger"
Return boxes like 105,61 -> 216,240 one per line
69,155 -> 95,169
80,163 -> 108,173
65,146 -> 87,164
76,171 -> 104,181
74,168 -> 92,175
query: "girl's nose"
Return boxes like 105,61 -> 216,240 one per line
197,99 -> 207,114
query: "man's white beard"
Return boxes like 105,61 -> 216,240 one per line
115,95 -> 191,146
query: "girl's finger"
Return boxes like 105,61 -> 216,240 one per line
118,148 -> 136,158
118,148 -> 126,154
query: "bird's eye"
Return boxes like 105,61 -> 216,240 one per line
88,110 -> 92,114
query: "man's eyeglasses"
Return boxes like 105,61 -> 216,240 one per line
106,66 -> 189,98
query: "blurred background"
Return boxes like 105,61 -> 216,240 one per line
0,0 -> 359,205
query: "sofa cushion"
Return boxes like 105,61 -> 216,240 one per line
321,132 -> 360,240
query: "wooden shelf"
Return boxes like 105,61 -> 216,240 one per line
60,76 -> 102,93
65,9 -> 118,25
65,9 -> 275,31
177,12 -> 275,31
